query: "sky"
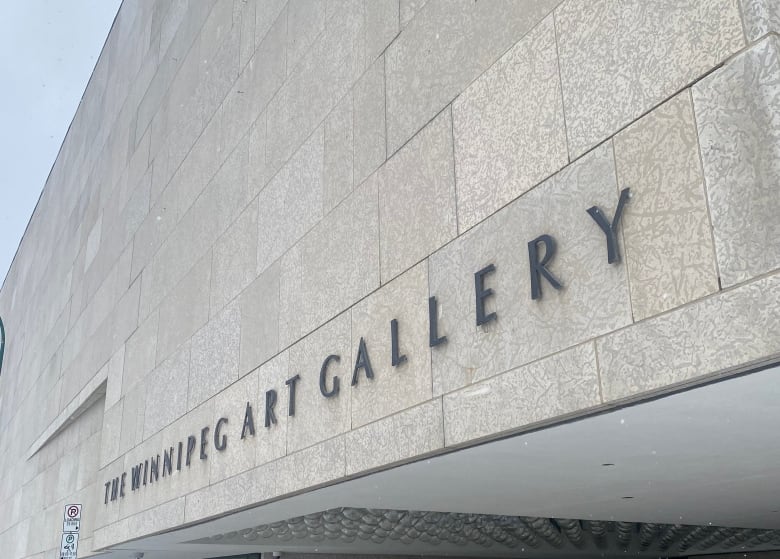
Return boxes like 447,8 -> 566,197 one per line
0,0 -> 121,284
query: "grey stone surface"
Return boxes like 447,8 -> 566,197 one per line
692,36 -> 780,287
239,261 -> 281,376
614,91 -> 719,320
209,366 -> 259,482
741,0 -> 780,41
188,301 -> 241,410
350,262 -> 432,428
385,0 -> 560,154
276,435 -> 346,496
279,180 -> 379,347
248,112 -> 267,193
104,345 -> 125,410
99,401 -> 122,468
443,343 -> 601,446
143,341 -> 190,438
323,93 -> 354,214
453,15 -> 567,232
252,351 -> 290,466
156,253 -> 212,365
400,0 -> 428,27
598,273 -> 780,402
256,0 -> 288,48
119,384 -> 145,456
353,56 -> 387,186
345,399 -> 444,475
429,143 -> 632,396
256,127 -> 324,274
287,312 -> 352,453
377,108 -> 457,282
123,310 -> 158,391
556,0 -> 745,158
365,1 -> 400,63
211,201 -> 258,315
287,0 -> 327,74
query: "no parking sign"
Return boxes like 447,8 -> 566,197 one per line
61,504 -> 81,559
63,503 -> 81,532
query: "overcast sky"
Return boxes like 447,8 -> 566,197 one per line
0,0 -> 121,284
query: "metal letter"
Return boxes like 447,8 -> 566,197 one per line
131,464 -> 142,490
214,417 -> 228,451
186,435 -> 197,466
104,481 -> 111,504
150,455 -> 159,483
120,472 -> 126,497
528,234 -> 563,300
319,354 -> 341,398
163,447 -> 173,477
586,187 -> 631,264
391,318 -> 407,367
474,263 -> 498,325
428,296 -> 447,347
351,337 -> 375,386
285,374 -> 301,416
200,427 -> 209,460
241,402 -> 255,438
265,390 -> 278,428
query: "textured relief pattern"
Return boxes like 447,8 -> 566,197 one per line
556,0 -> 745,158
741,0 -> 780,41
377,109 -> 457,283
429,144 -> 632,396
346,400 -> 444,475
385,0 -> 561,154
200,507 -> 780,554
614,92 -> 719,320
443,344 -> 600,446
598,273 -> 780,401
692,37 -> 780,287
350,262 -> 432,428
453,15 -> 567,232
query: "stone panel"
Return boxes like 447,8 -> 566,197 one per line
556,0 -> 745,157
400,0 -> 428,28
323,93 -> 354,213
119,384 -> 145,456
211,201 -> 258,315
429,143 -> 632,396
238,261 -> 280,376
256,127 -> 324,274
350,262 -> 432,428
287,312 -> 352,453
385,0 -> 561,154
287,0 -> 327,74
143,341 -> 190,438
614,91 -> 719,320
741,0 -> 780,41
99,402 -> 122,469
353,56 -> 387,186
209,366 -> 259,483
276,435 -> 345,496
598,273 -> 780,401
279,180 -> 379,347
155,253 -> 212,365
345,399 -> 444,476
692,37 -> 780,287
443,343 -> 601,446
123,310 -> 158,391
188,301 -> 241,410
453,15 -> 567,232
378,109 -> 456,282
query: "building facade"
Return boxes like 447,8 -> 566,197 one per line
1,1 -> 780,558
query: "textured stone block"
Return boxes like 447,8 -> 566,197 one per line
256,127 -> 324,274
239,261 -> 280,376
614,91 -> 719,320
556,0 -> 745,157
443,343 -> 600,446
598,273 -> 780,401
378,109 -> 457,282
104,345 -> 125,410
256,0 -> 288,48
365,1 -> 400,63
741,0 -> 780,41
248,112 -> 267,192
209,367 -> 259,482
119,384 -> 145,456
123,310 -> 158,391
323,93 -> 354,213
99,402 -> 122,468
287,0 -> 327,73
276,435 -> 345,496
692,37 -> 780,287
287,312 -> 352,453
400,0 -> 428,28
156,253 -> 211,365
353,56 -> 386,186
211,202 -> 258,315
429,143 -> 632,396
453,15 -> 567,232
188,301 -> 241,410
385,0 -> 560,154
350,262 -> 432,428
143,342 -> 190,438
346,399 -> 444,475
279,180 -> 379,347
